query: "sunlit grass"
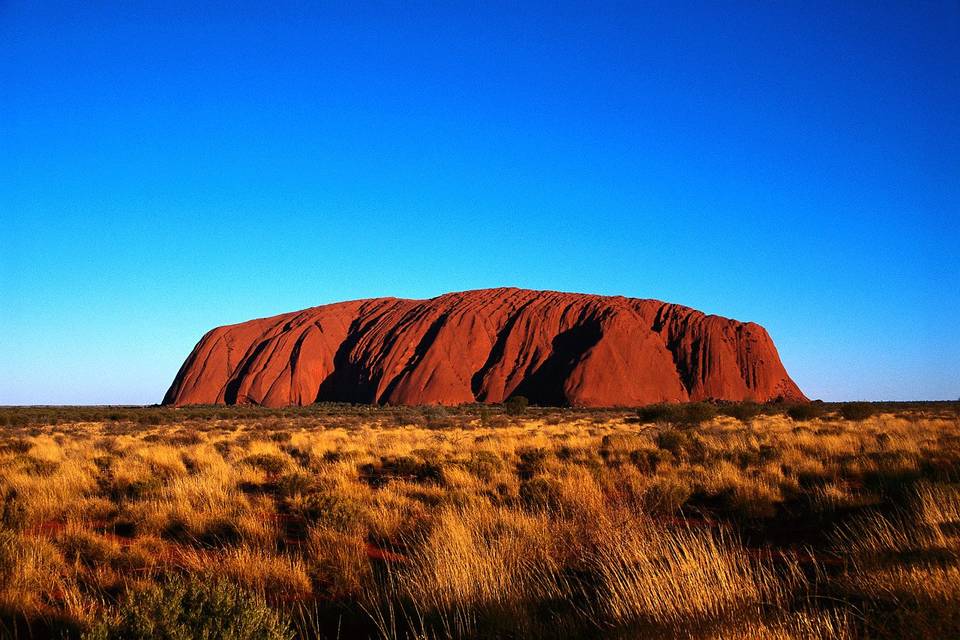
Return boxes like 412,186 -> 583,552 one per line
0,404 -> 957,638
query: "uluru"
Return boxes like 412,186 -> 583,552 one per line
163,288 -> 806,407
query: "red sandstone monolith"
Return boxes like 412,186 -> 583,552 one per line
163,288 -> 806,407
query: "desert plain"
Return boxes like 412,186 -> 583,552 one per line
0,402 -> 958,639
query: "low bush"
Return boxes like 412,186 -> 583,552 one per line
84,577 -> 292,640
840,402 -> 876,421
637,402 -> 717,426
241,453 -> 288,475
636,403 -> 677,424
423,406 -> 455,429
719,402 -> 761,423
504,395 -> 529,415
679,402 -> 718,426
787,403 -> 825,421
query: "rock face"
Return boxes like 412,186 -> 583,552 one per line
163,288 -> 806,407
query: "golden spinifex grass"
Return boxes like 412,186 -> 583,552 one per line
0,406 -> 957,639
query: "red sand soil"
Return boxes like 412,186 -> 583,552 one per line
163,287 -> 806,407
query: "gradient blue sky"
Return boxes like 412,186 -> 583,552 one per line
2,2 -> 958,404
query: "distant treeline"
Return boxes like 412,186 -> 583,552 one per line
0,399 -> 957,429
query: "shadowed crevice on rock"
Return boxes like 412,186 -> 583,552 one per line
378,311 -> 450,404
510,320 -> 604,406
470,299 -> 536,401
314,318 -> 379,404
222,339 -> 273,404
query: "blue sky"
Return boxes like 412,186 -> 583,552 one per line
2,2 -> 958,404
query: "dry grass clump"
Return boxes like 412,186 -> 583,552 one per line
831,483 -> 960,639
712,609 -> 855,640
179,545 -> 313,601
592,523 -> 784,626
0,404 -> 957,638
0,530 -> 68,614
397,506 -> 564,610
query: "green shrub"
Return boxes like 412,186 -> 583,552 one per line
787,403 -> 824,421
241,453 -> 288,475
464,450 -> 503,481
137,413 -> 163,426
423,406 -> 455,429
655,430 -> 707,463
385,455 -> 443,482
679,402 -> 717,426
393,407 -> 426,427
113,475 -> 164,501
517,446 -> 549,479
482,413 -> 511,428
719,402 -> 761,423
636,402 -> 716,426
840,402 -> 875,421
635,403 -> 676,424
296,493 -> 367,531
504,395 -> 529,415
358,455 -> 444,487
655,430 -> 688,456
277,471 -> 314,497
167,428 -> 203,445
84,577 -> 292,640
56,530 -> 119,567
629,448 -> 672,473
